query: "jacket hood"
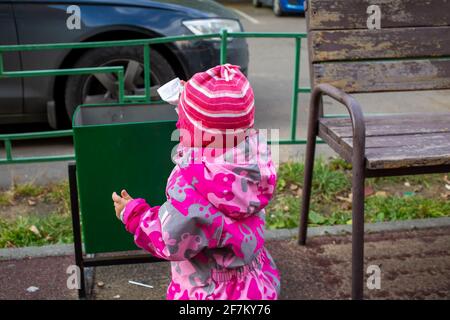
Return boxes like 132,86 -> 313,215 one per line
174,132 -> 277,219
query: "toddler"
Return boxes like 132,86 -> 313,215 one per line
112,64 -> 280,300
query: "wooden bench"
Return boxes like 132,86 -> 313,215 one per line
298,0 -> 450,299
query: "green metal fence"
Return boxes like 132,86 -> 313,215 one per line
0,30 -> 315,165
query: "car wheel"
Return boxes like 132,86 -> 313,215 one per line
64,46 -> 176,120
253,0 -> 262,7
273,0 -> 284,16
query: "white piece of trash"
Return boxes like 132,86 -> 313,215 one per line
157,77 -> 183,106
26,286 -> 39,293
128,280 -> 153,289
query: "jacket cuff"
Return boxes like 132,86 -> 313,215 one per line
122,198 -> 149,234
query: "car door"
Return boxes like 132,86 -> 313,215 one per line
0,1 -> 23,115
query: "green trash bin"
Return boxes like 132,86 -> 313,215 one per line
72,103 -> 178,254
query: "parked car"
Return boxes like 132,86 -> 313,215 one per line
253,0 -> 305,16
0,0 -> 249,128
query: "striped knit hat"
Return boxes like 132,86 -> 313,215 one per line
177,64 -> 255,147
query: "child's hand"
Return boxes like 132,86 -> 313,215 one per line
112,189 -> 133,220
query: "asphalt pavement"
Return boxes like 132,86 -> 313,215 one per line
1,226 -> 449,300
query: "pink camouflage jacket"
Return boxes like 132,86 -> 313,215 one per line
121,133 -> 280,300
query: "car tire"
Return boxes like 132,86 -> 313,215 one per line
64,46 -> 176,121
253,0 -> 262,7
273,0 -> 284,16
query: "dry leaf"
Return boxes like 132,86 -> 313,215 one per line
27,199 -> 36,206
445,184 -> 450,191
444,175 -> 450,184
364,186 -> 375,197
336,194 -> 352,203
97,281 -> 105,288
340,202 -> 352,210
29,225 -> 41,237
404,181 -> 411,187
290,184 -> 298,191
283,205 -> 289,212
375,191 -> 388,197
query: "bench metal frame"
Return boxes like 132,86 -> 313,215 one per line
298,84 -> 450,300
300,0 -> 450,300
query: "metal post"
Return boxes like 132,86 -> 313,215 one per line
144,44 -> 151,103
0,52 -> 4,75
351,138 -> 366,300
68,163 -> 87,299
220,29 -> 228,65
4,139 -> 12,162
299,85 -> 320,245
290,37 -> 301,142
117,69 -> 125,103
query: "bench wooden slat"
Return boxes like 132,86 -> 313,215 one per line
364,134 -> 450,169
308,0 -> 450,30
321,113 -> 450,127
313,59 -> 450,93
344,132 -> 450,149
310,27 -> 450,62
318,114 -> 450,169
320,113 -> 450,140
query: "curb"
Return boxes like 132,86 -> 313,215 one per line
265,216 -> 450,241
0,244 -> 74,261
1,217 -> 450,260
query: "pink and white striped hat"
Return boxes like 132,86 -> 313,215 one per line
177,64 -> 255,146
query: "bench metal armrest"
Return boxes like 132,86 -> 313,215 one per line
309,84 -> 366,163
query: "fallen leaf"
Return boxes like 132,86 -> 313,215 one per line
346,219 -> 352,225
375,191 -> 388,197
444,175 -> 450,184
404,181 -> 411,187
97,281 -> 105,288
283,205 -> 289,212
364,186 -> 375,197
6,241 -> 16,248
340,202 -> 352,210
336,194 -> 352,203
113,295 -> 121,299
27,199 -> 36,206
445,184 -> 450,191
290,184 -> 298,191
29,225 -> 41,237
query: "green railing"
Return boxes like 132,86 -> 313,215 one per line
0,30 -> 315,165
